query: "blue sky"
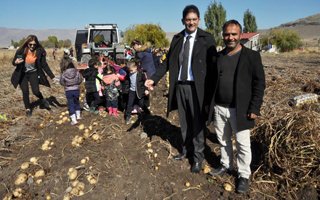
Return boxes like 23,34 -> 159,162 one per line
1,0 -> 319,32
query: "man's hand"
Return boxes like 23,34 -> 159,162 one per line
247,113 -> 258,120
145,79 -> 154,91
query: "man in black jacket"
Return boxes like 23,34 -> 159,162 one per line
145,5 -> 217,173
208,20 -> 265,193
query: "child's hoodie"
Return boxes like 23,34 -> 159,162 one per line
60,68 -> 83,91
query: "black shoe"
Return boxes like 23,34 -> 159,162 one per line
208,166 -> 229,177
191,162 -> 202,173
236,177 -> 249,193
26,109 -> 32,117
173,153 -> 186,161
40,99 -> 51,110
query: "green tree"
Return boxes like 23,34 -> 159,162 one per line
243,9 -> 257,33
204,1 -> 226,46
123,24 -> 169,48
11,40 -> 19,48
261,29 -> 302,52
47,36 -> 58,48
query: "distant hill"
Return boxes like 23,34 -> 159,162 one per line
280,13 -> 320,27
0,27 -> 76,48
259,13 -> 320,41
1,13 -> 320,48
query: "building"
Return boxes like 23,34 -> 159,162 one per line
240,32 -> 260,51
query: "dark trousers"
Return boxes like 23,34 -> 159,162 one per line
125,90 -> 146,117
106,99 -> 118,108
176,84 -> 205,163
19,71 -> 44,109
86,91 -> 100,109
66,90 -> 80,115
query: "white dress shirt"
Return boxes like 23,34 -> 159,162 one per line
178,29 -> 197,81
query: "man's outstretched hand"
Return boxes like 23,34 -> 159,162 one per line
145,79 -> 155,91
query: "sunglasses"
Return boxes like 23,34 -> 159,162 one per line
28,43 -> 36,47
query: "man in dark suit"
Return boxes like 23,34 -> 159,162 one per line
145,5 -> 217,173
208,20 -> 265,193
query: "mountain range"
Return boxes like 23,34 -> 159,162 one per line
0,13 -> 319,48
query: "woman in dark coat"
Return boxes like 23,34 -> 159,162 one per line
11,35 -> 55,116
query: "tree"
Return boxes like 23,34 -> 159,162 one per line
261,29 -> 302,52
47,36 -> 58,48
243,9 -> 257,33
204,1 -> 226,46
123,24 -> 169,48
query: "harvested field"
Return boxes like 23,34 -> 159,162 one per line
0,49 -> 319,199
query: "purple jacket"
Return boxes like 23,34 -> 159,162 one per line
60,68 -> 83,91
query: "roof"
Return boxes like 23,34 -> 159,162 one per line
240,32 -> 259,40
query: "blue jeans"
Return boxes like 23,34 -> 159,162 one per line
66,90 -> 80,115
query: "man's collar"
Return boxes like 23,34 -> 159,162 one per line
184,29 -> 197,38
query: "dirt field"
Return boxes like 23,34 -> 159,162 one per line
0,49 -> 319,200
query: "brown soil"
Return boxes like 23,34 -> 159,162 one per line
0,50 -> 319,199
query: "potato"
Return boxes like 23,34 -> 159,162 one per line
78,190 -> 85,196
30,157 -> 38,164
80,157 -> 89,164
13,188 -> 23,198
185,182 -> 191,187
62,116 -> 68,122
34,169 -> 45,178
20,162 -> 29,170
36,179 -> 43,184
86,174 -> 97,185
203,165 -> 211,174
92,134 -> 100,141
147,142 -> 152,148
147,148 -> 153,153
78,124 -> 85,130
14,173 -> 28,185
75,181 -> 85,191
223,182 -> 233,192
63,194 -> 71,200
154,153 -> 158,158
83,131 -> 90,138
70,187 -> 79,195
68,168 -> 78,180
71,180 -> 79,187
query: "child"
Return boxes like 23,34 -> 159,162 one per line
82,58 -> 100,114
60,62 -> 83,125
102,65 -> 121,117
124,60 -> 150,124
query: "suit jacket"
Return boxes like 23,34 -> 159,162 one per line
208,45 -> 265,131
151,28 -> 217,117
11,47 -> 55,88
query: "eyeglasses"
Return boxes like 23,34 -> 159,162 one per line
28,43 -> 36,47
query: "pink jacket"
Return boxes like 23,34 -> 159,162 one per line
103,74 -> 120,86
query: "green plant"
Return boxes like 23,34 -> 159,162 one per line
123,24 -> 169,48
262,29 -> 302,52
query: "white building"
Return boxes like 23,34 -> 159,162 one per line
240,32 -> 260,51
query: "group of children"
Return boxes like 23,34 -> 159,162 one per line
59,51 -> 150,125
